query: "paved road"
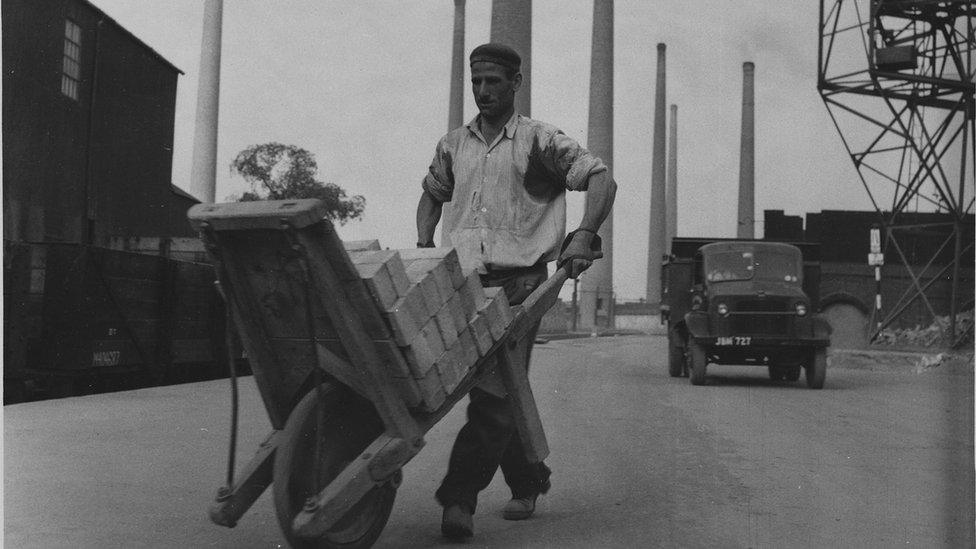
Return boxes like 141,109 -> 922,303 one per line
4,336 -> 973,548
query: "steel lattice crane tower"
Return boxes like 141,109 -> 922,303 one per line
818,0 -> 975,345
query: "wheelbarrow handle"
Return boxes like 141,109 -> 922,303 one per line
507,265 -> 570,343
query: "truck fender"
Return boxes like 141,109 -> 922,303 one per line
683,312 -> 710,340
811,315 -> 832,340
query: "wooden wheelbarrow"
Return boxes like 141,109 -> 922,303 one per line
188,199 -> 575,548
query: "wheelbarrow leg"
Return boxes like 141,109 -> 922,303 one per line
209,430 -> 279,528
495,339 -> 550,463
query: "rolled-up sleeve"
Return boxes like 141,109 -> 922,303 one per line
545,131 -> 607,191
422,137 -> 455,202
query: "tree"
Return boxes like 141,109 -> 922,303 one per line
229,142 -> 365,224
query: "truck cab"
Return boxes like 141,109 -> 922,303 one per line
662,239 -> 831,388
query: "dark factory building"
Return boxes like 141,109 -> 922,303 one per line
764,209 -> 974,345
3,0 -> 223,404
3,0 -> 197,246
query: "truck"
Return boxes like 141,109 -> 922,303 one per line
661,238 -> 832,388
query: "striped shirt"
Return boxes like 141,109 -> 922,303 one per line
423,113 -> 607,274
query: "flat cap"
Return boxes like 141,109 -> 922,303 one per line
469,43 -> 521,72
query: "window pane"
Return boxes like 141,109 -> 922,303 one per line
64,41 -> 79,61
66,20 -> 81,43
61,76 -> 77,100
61,19 -> 82,101
62,58 -> 79,79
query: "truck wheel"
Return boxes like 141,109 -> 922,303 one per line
668,331 -> 685,377
767,365 -> 784,381
805,349 -> 827,389
273,383 -> 398,549
688,339 -> 707,386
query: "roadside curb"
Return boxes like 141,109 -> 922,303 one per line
828,348 -> 974,374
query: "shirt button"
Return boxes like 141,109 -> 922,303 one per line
481,207 -> 487,212
486,153 -> 491,159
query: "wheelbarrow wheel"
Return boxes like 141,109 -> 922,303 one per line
273,382 -> 399,549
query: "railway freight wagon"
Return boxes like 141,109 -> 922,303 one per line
4,241 -> 228,403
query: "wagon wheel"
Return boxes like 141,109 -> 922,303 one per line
784,365 -> 801,382
273,383 -> 400,549
667,329 -> 686,378
805,349 -> 827,390
687,338 -> 707,386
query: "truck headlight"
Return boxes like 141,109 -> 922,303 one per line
717,303 -> 729,316
795,303 -> 808,316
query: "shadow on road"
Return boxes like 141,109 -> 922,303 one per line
670,365 -> 877,391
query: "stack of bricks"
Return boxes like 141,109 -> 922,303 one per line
345,240 -> 514,412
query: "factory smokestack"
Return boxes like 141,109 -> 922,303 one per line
666,104 -> 678,247
189,0 -> 223,203
737,61 -> 755,239
490,0 -> 531,117
441,0 -> 466,246
646,43 -> 667,306
579,0 -> 614,329
448,0 -> 466,131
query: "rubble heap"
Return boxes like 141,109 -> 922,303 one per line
873,309 -> 974,348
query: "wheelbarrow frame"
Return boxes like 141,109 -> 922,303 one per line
189,199 -> 564,541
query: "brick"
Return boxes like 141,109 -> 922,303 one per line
446,291 -> 468,329
343,239 -> 381,251
468,315 -> 494,356
413,272 -> 443,317
383,286 -> 427,345
433,304 -> 459,349
401,333 -> 437,378
415,368 -> 446,411
434,343 -> 465,394
405,259 -> 453,302
398,247 -> 465,289
455,329 -> 480,380
420,319 -> 446,364
480,287 -> 514,340
355,259 -> 410,310
457,272 -> 487,318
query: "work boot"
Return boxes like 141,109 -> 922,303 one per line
502,494 -> 538,521
441,504 -> 474,539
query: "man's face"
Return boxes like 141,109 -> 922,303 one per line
471,61 -> 521,119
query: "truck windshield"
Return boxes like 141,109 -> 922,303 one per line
705,252 -> 755,282
753,251 -> 802,283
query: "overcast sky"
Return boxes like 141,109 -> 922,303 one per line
88,0 -> 878,300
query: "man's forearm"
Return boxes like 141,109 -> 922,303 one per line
578,170 -> 617,233
416,189 -> 443,246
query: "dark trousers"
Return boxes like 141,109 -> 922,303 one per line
435,263 -> 552,513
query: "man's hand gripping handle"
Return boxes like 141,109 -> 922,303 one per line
557,229 -> 604,279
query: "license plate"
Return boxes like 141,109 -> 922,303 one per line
92,350 -> 121,367
716,336 -> 751,346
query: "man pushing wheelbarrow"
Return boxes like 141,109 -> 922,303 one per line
192,42 -> 614,548
416,42 -> 616,539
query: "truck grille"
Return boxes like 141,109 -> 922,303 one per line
736,300 -> 789,313
731,299 -> 791,335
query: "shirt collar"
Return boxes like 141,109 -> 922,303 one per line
466,112 -> 521,141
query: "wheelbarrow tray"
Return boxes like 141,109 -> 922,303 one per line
188,199 -> 563,539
